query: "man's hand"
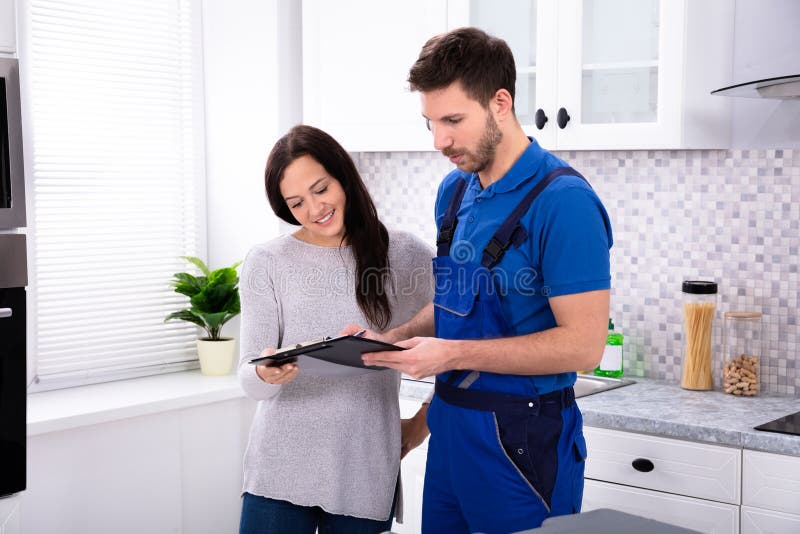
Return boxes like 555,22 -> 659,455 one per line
400,404 -> 430,459
363,336 -> 456,379
254,348 -> 299,384
338,323 -> 393,343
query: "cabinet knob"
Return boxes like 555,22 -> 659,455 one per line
534,109 -> 548,130
631,458 -> 655,473
557,107 -> 570,129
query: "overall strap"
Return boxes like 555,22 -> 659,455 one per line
480,166 -> 587,270
436,178 -> 469,257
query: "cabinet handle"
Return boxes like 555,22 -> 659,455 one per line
534,109 -> 548,130
0,308 -> 12,319
557,107 -> 570,129
631,458 -> 655,473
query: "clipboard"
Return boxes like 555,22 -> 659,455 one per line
248,335 -> 403,372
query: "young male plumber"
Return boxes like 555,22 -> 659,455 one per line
345,27 -> 613,533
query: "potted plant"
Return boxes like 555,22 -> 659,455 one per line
165,256 -> 242,375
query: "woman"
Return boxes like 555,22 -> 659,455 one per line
237,125 -> 433,534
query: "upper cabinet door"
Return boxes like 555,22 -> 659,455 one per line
555,0 -> 734,149
449,0 -> 558,149
0,0 -> 16,55
302,0 -> 448,152
453,0 -> 734,150
556,0 -> 678,149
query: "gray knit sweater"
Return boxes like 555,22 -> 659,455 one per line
237,230 -> 434,521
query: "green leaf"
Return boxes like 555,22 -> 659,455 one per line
164,309 -> 206,329
196,310 -> 228,330
208,267 -> 239,286
171,272 -> 205,297
191,282 -> 236,313
223,291 -> 241,315
181,256 -> 211,276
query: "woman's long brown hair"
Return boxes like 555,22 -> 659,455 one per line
264,125 -> 392,330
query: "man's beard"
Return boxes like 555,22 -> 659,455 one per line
449,113 -> 503,174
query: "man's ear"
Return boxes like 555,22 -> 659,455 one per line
492,88 -> 514,122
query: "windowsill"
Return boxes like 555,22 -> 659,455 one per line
27,370 -> 245,436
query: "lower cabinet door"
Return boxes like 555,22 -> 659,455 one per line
741,505 -> 800,534
391,447 -> 427,534
583,479 -> 739,534
0,494 -> 21,534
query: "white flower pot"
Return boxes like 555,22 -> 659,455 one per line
197,338 -> 236,376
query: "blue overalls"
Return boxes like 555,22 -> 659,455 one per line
422,166 -> 590,534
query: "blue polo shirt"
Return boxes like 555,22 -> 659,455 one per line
434,138 -> 613,393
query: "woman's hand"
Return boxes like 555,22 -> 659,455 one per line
400,404 -> 430,459
254,348 -> 299,384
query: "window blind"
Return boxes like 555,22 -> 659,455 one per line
25,0 -> 206,390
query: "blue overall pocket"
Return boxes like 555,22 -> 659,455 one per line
433,257 -> 509,341
433,257 -> 479,340
493,404 -> 563,509
572,432 -> 588,512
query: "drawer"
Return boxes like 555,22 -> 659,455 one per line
741,505 -> 800,534
742,449 -> 800,515
583,426 -> 741,505
583,479 -> 739,534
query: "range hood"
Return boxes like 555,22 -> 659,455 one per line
711,74 -> 800,99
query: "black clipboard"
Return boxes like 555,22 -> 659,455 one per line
248,335 -> 403,371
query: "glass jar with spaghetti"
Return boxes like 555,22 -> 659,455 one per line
680,280 -> 718,390
722,311 -> 763,396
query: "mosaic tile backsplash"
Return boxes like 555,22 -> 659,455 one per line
356,149 -> 800,396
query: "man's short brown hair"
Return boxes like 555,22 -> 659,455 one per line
407,27 -> 516,109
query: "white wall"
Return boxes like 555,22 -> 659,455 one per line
729,0 -> 800,148
22,398 -> 256,534
202,0 -> 302,272
202,0 -> 302,341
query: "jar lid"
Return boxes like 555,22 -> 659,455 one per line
724,311 -> 762,319
682,280 -> 718,294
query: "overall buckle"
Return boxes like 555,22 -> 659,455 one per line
483,237 -> 507,261
437,225 -> 456,246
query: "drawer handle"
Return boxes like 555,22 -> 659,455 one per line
0,308 -> 12,319
632,458 -> 654,472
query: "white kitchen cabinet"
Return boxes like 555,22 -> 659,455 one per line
450,0 -> 734,150
302,0 -> 448,152
583,426 -> 741,504
582,426 -> 741,533
393,397 -> 430,534
0,495 -> 21,534
0,0 -> 15,55
394,445 -> 428,534
303,0 -> 733,151
740,449 -> 800,532
583,479 -> 739,533
741,506 -> 800,534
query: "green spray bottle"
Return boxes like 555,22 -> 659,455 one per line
594,318 -> 624,378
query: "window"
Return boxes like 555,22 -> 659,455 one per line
23,0 -> 206,390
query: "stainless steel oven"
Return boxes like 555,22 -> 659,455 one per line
0,233 -> 26,496
0,57 -> 26,230
0,55 -> 26,497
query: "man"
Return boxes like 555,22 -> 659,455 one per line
347,27 -> 613,533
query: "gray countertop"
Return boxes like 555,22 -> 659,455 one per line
399,377 -> 800,457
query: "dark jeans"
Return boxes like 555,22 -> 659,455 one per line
239,493 -> 394,534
